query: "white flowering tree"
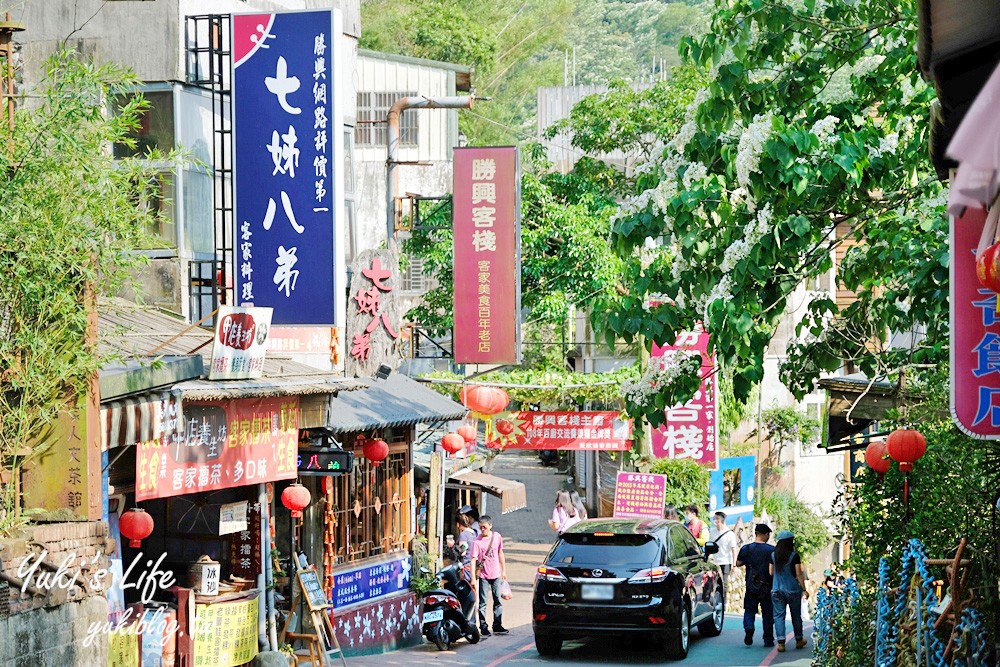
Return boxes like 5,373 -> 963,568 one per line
583,0 -> 946,424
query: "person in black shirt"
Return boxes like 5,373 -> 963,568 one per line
736,523 -> 775,647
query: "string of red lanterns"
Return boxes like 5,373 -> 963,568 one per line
865,427 -> 928,518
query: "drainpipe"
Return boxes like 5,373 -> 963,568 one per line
386,95 -> 475,241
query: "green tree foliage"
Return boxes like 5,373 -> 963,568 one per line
757,491 -> 828,563
761,405 -> 819,463
588,0 -> 941,428
405,148 -> 624,333
0,52 -> 169,532
648,457 -> 710,510
421,367 -> 639,409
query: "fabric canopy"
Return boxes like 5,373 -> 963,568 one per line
448,469 -> 527,514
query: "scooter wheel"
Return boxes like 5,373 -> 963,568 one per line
465,625 -> 481,644
433,624 -> 450,651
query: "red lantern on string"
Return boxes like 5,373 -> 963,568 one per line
459,385 -> 510,415
442,433 -> 465,455
119,508 -> 154,548
495,419 -> 515,436
363,438 -> 390,467
281,483 -> 311,519
457,425 -> 477,443
886,428 -> 927,472
976,241 -> 1000,293
864,441 -> 891,476
886,428 -> 927,517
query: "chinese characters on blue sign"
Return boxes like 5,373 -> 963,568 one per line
232,11 -> 337,324
330,555 -> 411,609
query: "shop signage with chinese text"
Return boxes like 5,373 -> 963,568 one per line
297,447 -> 353,475
951,207 -> 1000,438
453,146 -> 521,364
650,330 -> 719,469
347,249 -> 402,376
136,397 -> 299,501
231,10 -> 341,324
613,472 -> 668,519
209,305 -> 272,380
486,411 -> 632,450
330,554 -> 411,609
193,594 -> 260,666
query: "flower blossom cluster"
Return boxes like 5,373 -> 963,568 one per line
621,350 -> 700,408
735,113 -> 774,189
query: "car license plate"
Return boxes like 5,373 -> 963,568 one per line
423,609 -> 444,624
580,584 -> 614,601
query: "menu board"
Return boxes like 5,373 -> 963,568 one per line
297,568 -> 329,611
330,554 -> 411,609
193,595 -> 259,667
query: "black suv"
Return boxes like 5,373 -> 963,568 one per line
532,518 -> 724,659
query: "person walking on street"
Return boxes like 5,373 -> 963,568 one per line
456,514 -> 476,583
737,523 -> 775,647
684,504 -> 709,546
709,511 -> 740,581
770,530 -> 809,652
470,515 -> 508,636
460,505 -> 481,536
548,490 -> 581,533
570,491 -> 588,520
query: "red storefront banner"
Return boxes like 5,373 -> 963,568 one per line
136,397 -> 299,501
650,330 -> 719,469
453,146 -> 521,364
951,207 -> 1000,437
486,411 -> 632,450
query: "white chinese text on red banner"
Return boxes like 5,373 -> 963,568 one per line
951,207 -> 1000,437
136,397 -> 299,501
453,146 -> 521,364
209,305 -> 273,380
486,411 -> 632,450
650,330 -> 718,469
232,10 -> 341,325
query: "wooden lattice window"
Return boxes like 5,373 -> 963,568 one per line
322,439 -> 413,568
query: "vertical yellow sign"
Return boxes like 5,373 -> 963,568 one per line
193,596 -> 260,667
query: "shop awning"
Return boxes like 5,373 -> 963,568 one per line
448,469 -> 527,514
325,374 -> 467,433
818,373 -> 900,450
101,392 -> 178,451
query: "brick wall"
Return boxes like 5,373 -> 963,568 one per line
0,521 -> 113,666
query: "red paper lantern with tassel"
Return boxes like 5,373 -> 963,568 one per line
441,433 -> 465,455
864,441 -> 891,476
281,483 -> 311,519
119,508 -> 154,548
457,425 -> 477,443
886,428 -> 927,517
363,438 -> 390,467
459,385 -> 509,415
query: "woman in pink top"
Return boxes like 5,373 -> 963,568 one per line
470,515 -> 508,635
548,490 -> 581,533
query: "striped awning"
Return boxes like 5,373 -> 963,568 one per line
101,392 -> 179,451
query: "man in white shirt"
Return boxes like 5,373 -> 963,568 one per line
709,511 -> 740,580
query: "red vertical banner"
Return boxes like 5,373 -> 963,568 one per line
453,146 -> 521,364
650,330 -> 719,469
951,207 -> 1000,437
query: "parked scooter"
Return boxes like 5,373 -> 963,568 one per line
420,564 -> 481,650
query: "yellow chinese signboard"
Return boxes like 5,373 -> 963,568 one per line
108,628 -> 139,667
193,596 -> 259,667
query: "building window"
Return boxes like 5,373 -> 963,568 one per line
355,91 -> 418,147
323,440 -> 413,566
113,90 -> 175,158
802,400 -> 824,456
400,256 -> 427,292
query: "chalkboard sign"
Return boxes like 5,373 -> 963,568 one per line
297,568 -> 329,612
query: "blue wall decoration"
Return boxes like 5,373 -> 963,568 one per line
708,455 -> 755,525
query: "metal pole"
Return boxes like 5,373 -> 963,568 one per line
0,14 -> 25,157
385,95 -> 475,242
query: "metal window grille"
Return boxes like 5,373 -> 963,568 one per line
322,444 -> 413,570
355,91 -> 418,146
400,256 -> 426,292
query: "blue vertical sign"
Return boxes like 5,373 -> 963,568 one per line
708,455 -> 756,525
232,11 -> 337,324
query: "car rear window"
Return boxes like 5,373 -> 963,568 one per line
549,534 -> 660,566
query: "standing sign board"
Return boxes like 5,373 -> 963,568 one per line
453,146 -> 521,364
136,397 -> 299,501
951,207 -> 1000,437
209,305 -> 272,380
486,411 -> 632,450
613,472 -> 668,520
232,10 -> 342,325
650,330 -> 719,469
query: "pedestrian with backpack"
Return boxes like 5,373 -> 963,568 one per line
736,523 -> 775,647
709,511 -> 740,581
770,530 -> 809,652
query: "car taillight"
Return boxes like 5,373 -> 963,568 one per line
628,568 -> 670,584
536,565 -> 568,582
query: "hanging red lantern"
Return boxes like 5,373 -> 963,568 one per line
442,433 -> 465,455
281,483 -> 311,519
363,438 -> 390,467
457,425 -> 477,443
977,243 -> 1000,293
495,419 -> 515,436
886,428 -> 927,473
864,441 -> 891,476
119,508 -> 154,548
459,385 -> 509,415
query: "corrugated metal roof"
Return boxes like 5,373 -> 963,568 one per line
99,298 -> 364,399
326,374 -> 467,433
